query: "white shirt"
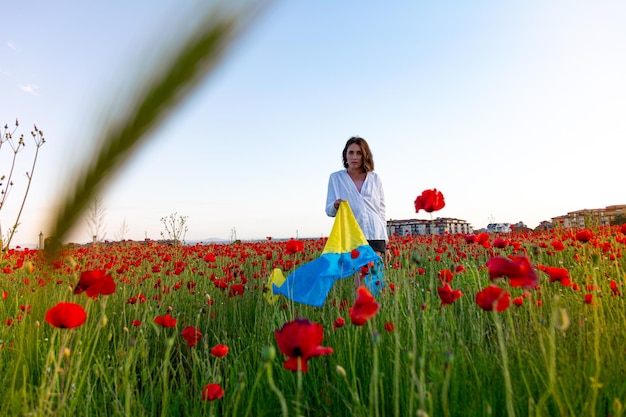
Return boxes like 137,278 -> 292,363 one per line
325,170 -> 388,241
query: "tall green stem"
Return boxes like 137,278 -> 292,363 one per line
295,361 -> 303,417
493,311 -> 515,417
369,331 -> 380,417
160,336 -> 175,417
265,362 -> 288,417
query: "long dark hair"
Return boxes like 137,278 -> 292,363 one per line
342,136 -> 374,172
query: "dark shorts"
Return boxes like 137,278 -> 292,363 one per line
367,240 -> 386,254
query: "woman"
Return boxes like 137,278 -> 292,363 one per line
325,136 -> 388,259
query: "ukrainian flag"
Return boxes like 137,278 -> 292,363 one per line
271,201 -> 384,307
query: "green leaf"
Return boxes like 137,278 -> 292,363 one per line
46,3 -> 265,257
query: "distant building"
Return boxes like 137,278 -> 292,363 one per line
551,204 -> 626,228
486,223 -> 512,233
535,220 -> 553,231
387,217 -> 472,236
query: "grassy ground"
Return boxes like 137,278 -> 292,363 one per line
1,226 -> 625,416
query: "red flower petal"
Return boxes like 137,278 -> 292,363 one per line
349,286 -> 380,325
45,302 -> 87,329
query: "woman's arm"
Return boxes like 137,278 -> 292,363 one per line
325,173 -> 340,217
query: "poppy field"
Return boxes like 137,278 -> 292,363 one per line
1,225 -> 626,416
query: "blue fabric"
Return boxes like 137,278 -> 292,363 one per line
273,244 -> 384,307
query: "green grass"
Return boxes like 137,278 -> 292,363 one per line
1,227 -> 625,416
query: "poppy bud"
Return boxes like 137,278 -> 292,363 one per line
262,345 -> 276,363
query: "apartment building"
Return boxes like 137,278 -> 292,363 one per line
387,217 -> 473,236
551,204 -> 626,228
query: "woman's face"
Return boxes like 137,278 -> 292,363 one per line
346,143 -> 363,170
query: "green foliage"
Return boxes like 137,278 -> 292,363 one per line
611,214 -> 626,225
45,2 -> 261,256
1,228 -> 625,416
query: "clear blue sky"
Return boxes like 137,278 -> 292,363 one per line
2,1 -> 625,246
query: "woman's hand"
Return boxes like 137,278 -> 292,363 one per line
334,199 -> 343,210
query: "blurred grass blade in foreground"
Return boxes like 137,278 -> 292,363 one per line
46,2 -> 267,256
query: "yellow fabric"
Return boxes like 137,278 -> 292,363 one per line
268,200 -> 384,306
264,268 -> 286,304
322,201 -> 369,254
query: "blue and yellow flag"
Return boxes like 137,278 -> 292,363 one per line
272,201 -> 384,307
264,268 -> 286,304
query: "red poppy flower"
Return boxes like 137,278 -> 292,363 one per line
492,237 -> 509,249
131,320 -> 142,327
414,189 -> 445,213
349,286 -> 380,326
229,284 -> 244,297
486,256 -> 539,289
181,326 -> 202,347
333,317 -> 345,330
464,234 -> 477,243
274,318 -> 333,372
212,278 -> 229,290
512,296 -> 524,307
584,293 -> 593,304
437,283 -> 463,305
544,267 -> 571,287
73,269 -> 116,298
384,321 -> 395,332
476,232 -> 490,245
475,285 -> 511,312
550,241 -> 565,251
45,302 -> 87,329
202,383 -> 224,401
285,239 -> 304,254
154,314 -> 177,328
210,344 -> 229,357
575,229 -> 593,242
621,224 -> 626,235
437,269 -> 454,283
610,280 -> 621,296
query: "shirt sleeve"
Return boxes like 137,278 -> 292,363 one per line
325,173 -> 339,217
377,175 -> 387,228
